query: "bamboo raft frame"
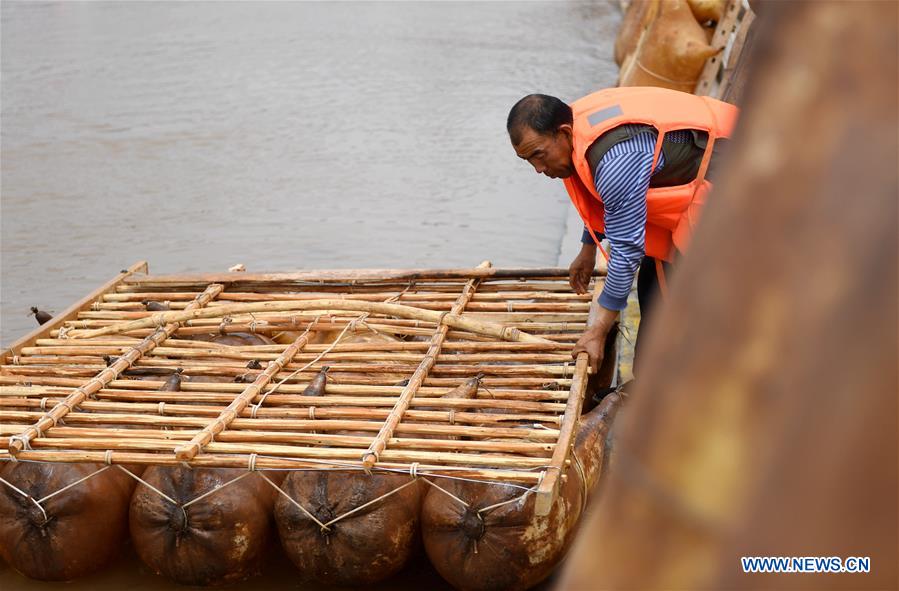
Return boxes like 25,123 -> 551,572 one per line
1,261 -> 607,515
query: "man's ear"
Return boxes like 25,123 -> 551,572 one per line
556,123 -> 574,141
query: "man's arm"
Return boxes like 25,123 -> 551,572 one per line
573,133 -> 659,371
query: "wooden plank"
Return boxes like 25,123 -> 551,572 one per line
1,261 -> 148,364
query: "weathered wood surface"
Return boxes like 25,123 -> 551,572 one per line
560,2 -> 898,589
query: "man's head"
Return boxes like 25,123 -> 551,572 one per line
507,94 -> 575,179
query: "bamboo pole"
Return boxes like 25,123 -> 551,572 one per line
66,299 -> 556,343
23,436 -> 551,470
0,373 -> 573,390
6,449 -> 544,484
361,262 -> 488,468
172,331 -> 309,460
0,412 -> 559,440
533,281 -> 602,516
121,266 -> 602,285
0,392 -> 566,413
2,424 -> 552,455
0,382 -> 569,402
6,283 -> 224,456
31,339 -> 569,352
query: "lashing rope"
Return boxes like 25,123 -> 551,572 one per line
249,313 -> 359,419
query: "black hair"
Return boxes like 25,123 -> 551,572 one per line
506,94 -> 573,144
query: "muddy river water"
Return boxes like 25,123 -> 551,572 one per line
1,1 -> 619,587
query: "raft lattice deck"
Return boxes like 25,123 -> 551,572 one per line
1,262 -> 604,513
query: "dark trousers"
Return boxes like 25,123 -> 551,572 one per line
632,256 -> 672,377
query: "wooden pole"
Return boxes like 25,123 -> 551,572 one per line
121,266 -> 602,285
534,279 -> 603,515
65,299 -> 557,344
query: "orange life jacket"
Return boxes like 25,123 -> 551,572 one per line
564,87 -> 739,262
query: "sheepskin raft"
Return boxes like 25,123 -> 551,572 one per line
0,263 -> 618,587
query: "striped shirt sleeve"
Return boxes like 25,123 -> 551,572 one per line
594,130 -> 663,310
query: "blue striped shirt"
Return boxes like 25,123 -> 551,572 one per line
581,126 -> 692,310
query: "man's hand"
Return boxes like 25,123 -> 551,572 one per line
569,243 -> 597,294
572,325 -> 608,374
571,308 -> 618,373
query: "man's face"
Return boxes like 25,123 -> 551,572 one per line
512,124 -> 575,179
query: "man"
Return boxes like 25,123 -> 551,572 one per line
507,88 -> 738,376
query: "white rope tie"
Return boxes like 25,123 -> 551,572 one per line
422,478 -> 470,508
448,409 -> 456,425
104,450 -> 113,465
0,476 -> 48,523
507,301 -> 513,313
181,472 -> 251,509
12,355 -> 20,365
157,402 -> 166,416
37,465 -> 111,505
635,57 -> 699,86
250,314 -> 359,418
259,472 -> 330,531
409,462 -> 420,479
322,479 -> 420,529
247,453 -> 258,471
308,406 -> 316,421
477,488 -> 535,516
117,466 -> 178,505
8,435 -> 32,451
40,398 -> 48,412
57,326 -> 71,339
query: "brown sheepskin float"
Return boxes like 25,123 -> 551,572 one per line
0,461 -> 135,581
421,393 -> 622,591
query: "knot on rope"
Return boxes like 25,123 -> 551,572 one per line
11,355 -> 20,365
57,326 -> 71,339
92,300 -> 101,311
39,398 -> 48,412
154,313 -> 167,328
409,462 -> 420,480
247,453 -> 258,471
218,317 -> 233,334
8,435 -> 32,451
104,450 -> 113,465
